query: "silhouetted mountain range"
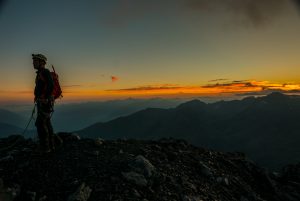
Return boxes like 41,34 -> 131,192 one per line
0,109 -> 26,128
52,98 -> 185,131
0,109 -> 34,138
0,134 -> 299,201
1,98 -> 186,133
0,98 -> 186,138
77,92 -> 300,169
0,109 -> 26,137
0,123 -> 23,137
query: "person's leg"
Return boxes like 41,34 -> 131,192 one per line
47,118 -> 55,151
35,114 -> 50,152
35,102 -> 51,152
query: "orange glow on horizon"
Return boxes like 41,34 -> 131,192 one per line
1,80 -> 300,104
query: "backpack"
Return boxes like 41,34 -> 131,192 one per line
50,65 -> 63,99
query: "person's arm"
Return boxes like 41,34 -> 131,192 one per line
43,69 -> 54,99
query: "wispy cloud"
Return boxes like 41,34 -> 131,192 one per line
0,90 -> 32,94
106,86 -> 182,92
111,76 -> 119,82
202,80 -> 300,91
203,80 -> 257,88
232,80 -> 249,83
62,85 -> 82,88
105,80 -> 300,97
4,80 -> 300,103
99,74 -> 119,82
208,78 -> 228,82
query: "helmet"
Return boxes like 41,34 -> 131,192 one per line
32,54 -> 47,62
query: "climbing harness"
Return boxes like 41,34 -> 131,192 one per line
0,104 -> 37,152
22,104 -> 37,136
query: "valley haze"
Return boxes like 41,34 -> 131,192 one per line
1,92 -> 300,170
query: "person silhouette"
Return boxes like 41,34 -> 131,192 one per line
32,53 -> 55,153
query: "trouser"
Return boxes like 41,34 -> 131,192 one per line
35,100 -> 54,150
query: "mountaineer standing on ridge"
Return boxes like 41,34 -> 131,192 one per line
32,53 -> 55,153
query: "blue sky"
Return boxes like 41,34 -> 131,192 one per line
1,0 -> 300,104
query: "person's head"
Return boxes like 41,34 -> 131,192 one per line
32,54 -> 47,70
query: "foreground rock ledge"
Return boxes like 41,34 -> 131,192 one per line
0,134 -> 299,201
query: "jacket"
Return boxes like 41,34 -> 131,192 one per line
34,68 -> 54,100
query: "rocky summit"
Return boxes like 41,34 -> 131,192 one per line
0,133 -> 299,201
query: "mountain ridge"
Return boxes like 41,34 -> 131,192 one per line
77,93 -> 300,169
0,133 -> 299,201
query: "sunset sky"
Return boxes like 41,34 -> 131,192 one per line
1,0 -> 300,104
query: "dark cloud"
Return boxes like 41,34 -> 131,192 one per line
104,0 -> 295,28
232,80 -> 249,83
294,0 -> 300,7
244,82 -> 255,87
208,79 -> 228,82
202,81 -> 258,88
185,0 -> 290,27
293,0 -> 300,13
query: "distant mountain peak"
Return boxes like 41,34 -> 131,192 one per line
267,91 -> 286,97
264,92 -> 289,101
176,99 -> 206,109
